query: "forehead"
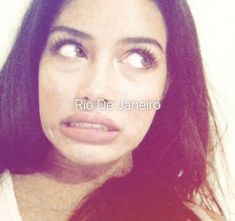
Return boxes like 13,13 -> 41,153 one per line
53,0 -> 167,49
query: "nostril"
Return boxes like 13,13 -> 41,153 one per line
82,96 -> 89,101
82,97 -> 109,103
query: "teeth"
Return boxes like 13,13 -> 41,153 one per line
69,122 -> 109,131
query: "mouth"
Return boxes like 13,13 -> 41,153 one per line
64,122 -> 110,131
59,112 -> 120,144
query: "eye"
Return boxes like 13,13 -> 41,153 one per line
58,44 -> 85,58
125,53 -> 147,69
123,48 -> 157,70
49,38 -> 87,59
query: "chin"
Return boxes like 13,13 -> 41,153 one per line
58,143 -> 123,167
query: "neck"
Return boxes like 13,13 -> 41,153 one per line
11,150 -> 133,219
40,149 -> 133,185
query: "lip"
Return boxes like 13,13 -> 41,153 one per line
59,112 -> 120,144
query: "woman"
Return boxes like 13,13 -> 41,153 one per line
0,0 -> 227,220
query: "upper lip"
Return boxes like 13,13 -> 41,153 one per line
61,112 -> 120,131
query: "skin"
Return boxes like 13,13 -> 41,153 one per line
39,0 -> 167,170
12,0 -> 169,220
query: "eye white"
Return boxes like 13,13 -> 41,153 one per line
125,53 -> 146,68
59,44 -> 79,58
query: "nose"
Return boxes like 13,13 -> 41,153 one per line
77,56 -> 115,105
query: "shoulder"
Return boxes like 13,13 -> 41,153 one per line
184,201 -> 227,221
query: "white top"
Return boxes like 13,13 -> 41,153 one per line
0,170 -> 216,221
0,170 -> 23,221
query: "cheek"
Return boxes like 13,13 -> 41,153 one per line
118,76 -> 165,150
121,69 -> 168,104
38,63 -> 76,130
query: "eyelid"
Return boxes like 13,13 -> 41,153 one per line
121,45 -> 159,70
47,37 -> 158,70
48,36 -> 87,58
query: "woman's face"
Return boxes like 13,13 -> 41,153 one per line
39,0 -> 167,166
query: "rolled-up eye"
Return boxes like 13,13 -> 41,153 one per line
126,53 -> 148,69
122,47 -> 158,70
58,44 -> 84,58
49,38 -> 87,59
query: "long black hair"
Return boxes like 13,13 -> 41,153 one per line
0,0 -> 225,220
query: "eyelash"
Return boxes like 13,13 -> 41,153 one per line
126,46 -> 158,69
48,37 -> 158,69
49,37 -> 87,58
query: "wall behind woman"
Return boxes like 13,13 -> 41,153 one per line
187,1 -> 235,220
0,0 -> 234,220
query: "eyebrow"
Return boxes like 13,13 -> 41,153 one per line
50,26 -> 93,40
50,25 -> 164,52
120,37 -> 164,52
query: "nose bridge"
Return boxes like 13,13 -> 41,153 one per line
78,53 -> 114,102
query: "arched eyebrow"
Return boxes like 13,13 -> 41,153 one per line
49,25 -> 164,52
49,26 -> 93,40
119,37 -> 164,53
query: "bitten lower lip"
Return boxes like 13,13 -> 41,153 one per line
59,112 -> 120,144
